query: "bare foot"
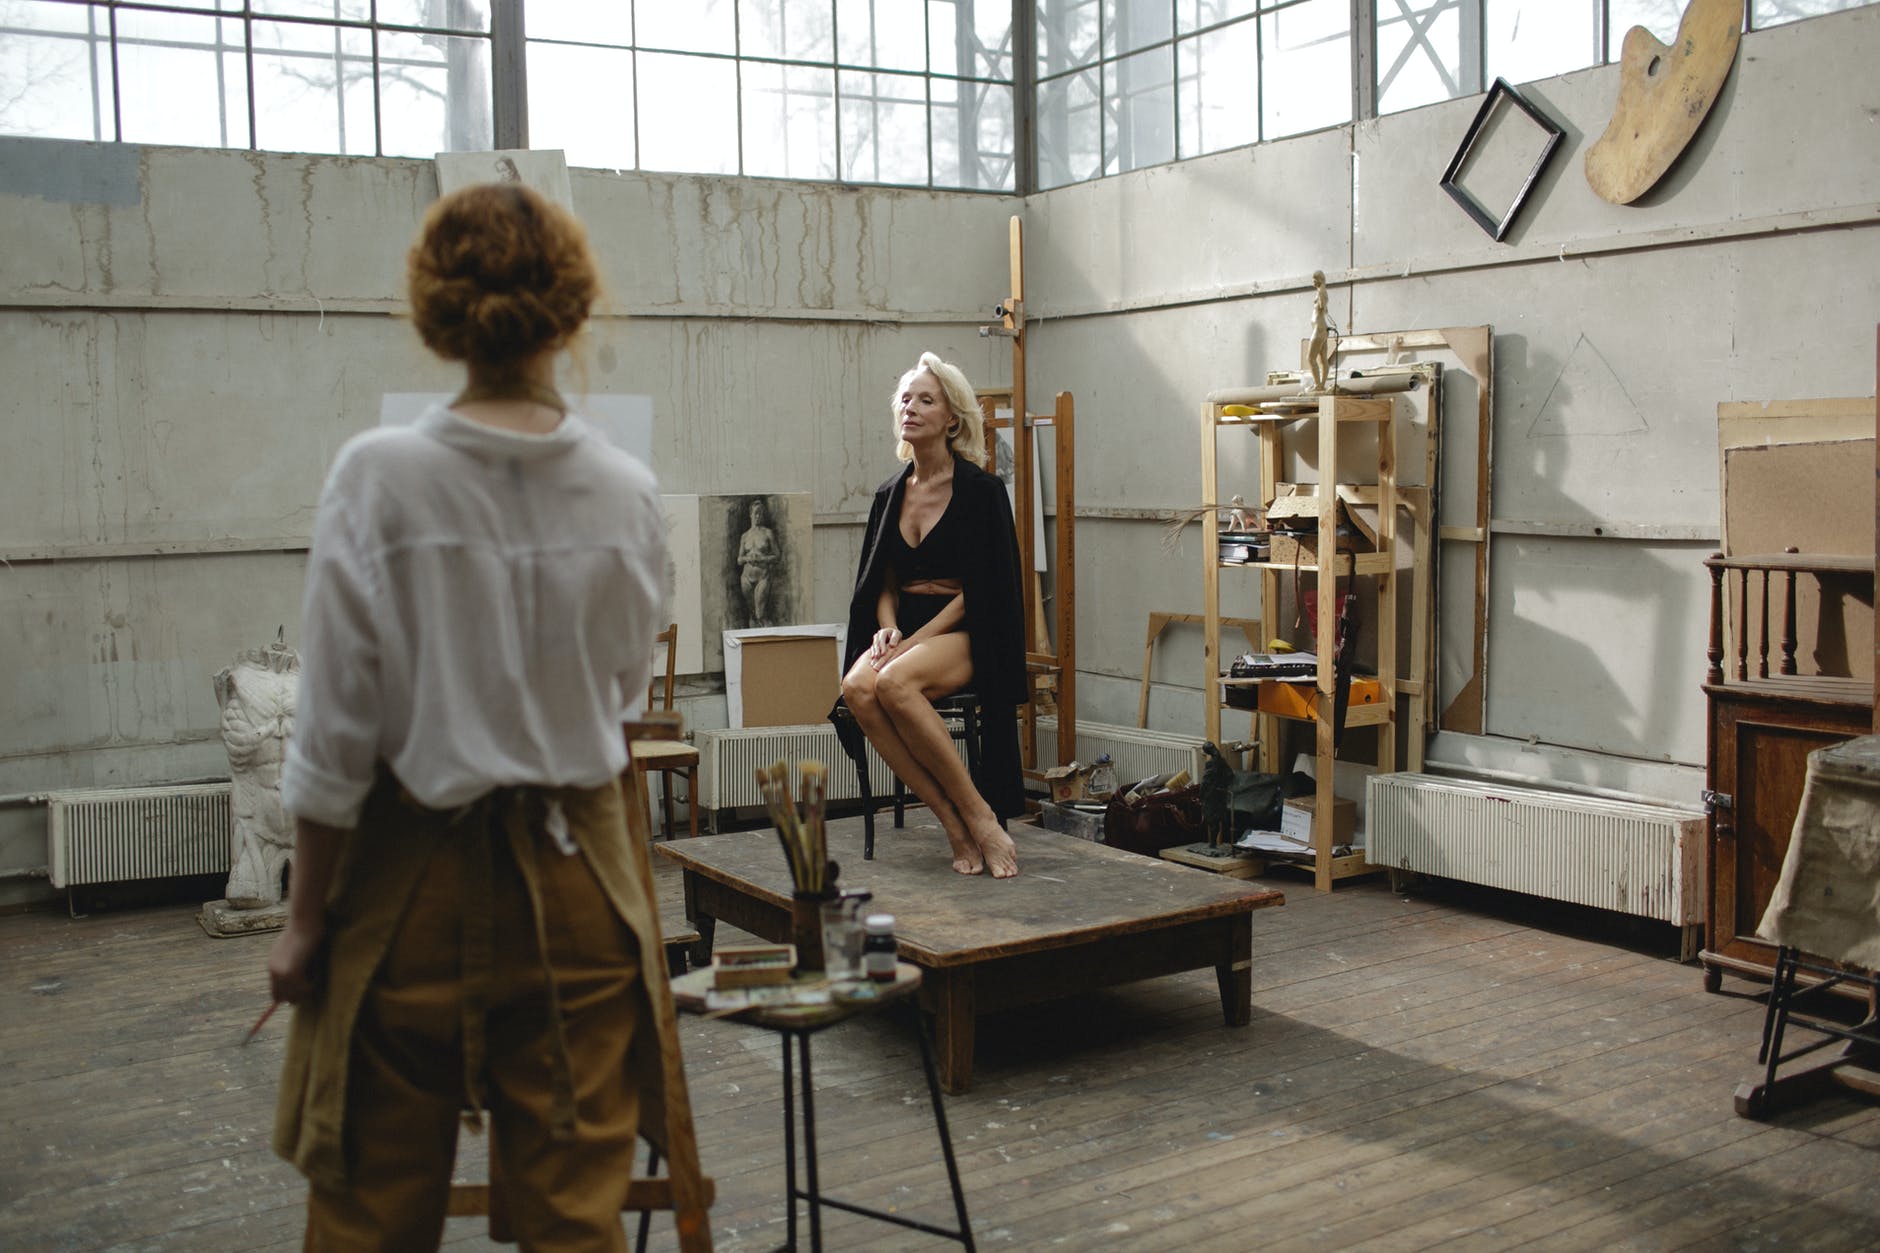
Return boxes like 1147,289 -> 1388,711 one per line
973,824 -> 1019,879
936,807 -> 984,874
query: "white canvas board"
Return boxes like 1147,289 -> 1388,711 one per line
723,624 -> 847,730
434,149 -> 573,208
992,416 -> 1048,573
660,496 -> 704,675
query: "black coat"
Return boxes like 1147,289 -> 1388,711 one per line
832,453 -> 1028,821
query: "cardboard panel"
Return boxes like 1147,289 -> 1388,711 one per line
1723,439 -> 1874,680
736,635 -> 842,728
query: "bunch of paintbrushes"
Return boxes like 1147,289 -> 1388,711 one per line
754,760 -> 837,897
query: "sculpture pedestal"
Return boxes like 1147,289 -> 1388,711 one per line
198,899 -> 287,938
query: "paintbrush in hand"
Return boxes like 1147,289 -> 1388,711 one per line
241,998 -> 281,1046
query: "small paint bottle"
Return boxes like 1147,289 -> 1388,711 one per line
863,913 -> 897,982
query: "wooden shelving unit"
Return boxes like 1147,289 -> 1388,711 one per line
1201,388 -> 1427,891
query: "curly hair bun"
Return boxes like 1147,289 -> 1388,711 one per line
407,183 -> 598,368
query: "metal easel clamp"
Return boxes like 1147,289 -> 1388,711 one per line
977,298 -> 1023,339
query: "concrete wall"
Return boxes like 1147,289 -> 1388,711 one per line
0,145 -> 1016,905
1024,8 -> 1879,799
2,8 -> 1876,903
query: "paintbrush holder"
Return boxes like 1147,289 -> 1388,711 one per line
790,892 -> 830,973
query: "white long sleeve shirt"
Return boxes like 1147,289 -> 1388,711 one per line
281,404 -> 668,828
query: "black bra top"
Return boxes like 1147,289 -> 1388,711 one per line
886,491 -> 965,586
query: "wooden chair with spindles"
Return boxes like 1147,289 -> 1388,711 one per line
446,746 -> 714,1251
634,624 -> 700,840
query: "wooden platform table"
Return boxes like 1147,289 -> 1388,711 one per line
656,825 -> 1284,1093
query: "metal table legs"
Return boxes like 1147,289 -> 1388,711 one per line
776,1003 -> 975,1251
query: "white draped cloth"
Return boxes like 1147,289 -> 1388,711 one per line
1757,733 -> 1880,970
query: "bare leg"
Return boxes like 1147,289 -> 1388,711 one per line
867,636 -> 1019,879
844,662 -> 981,873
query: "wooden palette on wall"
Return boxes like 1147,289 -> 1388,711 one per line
1584,0 -> 1741,205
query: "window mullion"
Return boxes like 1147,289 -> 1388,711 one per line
1460,0 -> 1482,96
1015,0 -> 1036,193
1353,0 -> 1377,120
492,0 -> 526,149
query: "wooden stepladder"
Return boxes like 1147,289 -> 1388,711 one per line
447,717 -> 714,1251
976,216 -> 1077,781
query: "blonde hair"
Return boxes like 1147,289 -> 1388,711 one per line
406,183 -> 598,373
892,352 -> 986,465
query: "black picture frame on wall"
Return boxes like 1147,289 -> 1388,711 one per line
1439,78 -> 1565,242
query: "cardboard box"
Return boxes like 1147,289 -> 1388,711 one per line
1043,764 -> 1090,804
1256,677 -> 1381,721
1281,795 -> 1356,844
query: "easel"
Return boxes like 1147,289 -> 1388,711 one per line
977,215 -> 1077,781
1139,612 -> 1261,729
447,717 -> 714,1251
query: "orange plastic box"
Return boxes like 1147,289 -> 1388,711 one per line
1256,677 -> 1381,721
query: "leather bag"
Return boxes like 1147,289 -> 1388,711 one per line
1102,785 -> 1204,857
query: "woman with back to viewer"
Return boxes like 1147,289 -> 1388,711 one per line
267,182 -> 669,1251
835,352 -> 1027,878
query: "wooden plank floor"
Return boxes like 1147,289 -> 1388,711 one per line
3,812 -> 1877,1251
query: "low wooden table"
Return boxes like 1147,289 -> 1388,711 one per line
656,824 -> 1284,1093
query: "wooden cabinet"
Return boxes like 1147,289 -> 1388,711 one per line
1703,679 -> 1870,986
1701,551 -> 1873,987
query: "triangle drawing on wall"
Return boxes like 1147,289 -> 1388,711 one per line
1528,334 -> 1649,438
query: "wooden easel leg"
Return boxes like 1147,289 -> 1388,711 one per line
619,767 -> 714,1253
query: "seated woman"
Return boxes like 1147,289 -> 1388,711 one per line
834,353 -> 1027,878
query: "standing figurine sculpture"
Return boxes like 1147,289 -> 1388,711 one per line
1305,270 -> 1332,393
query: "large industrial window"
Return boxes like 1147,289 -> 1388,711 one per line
0,1 -> 1870,190
0,0 -> 496,157
1036,0 -> 1353,189
0,0 -> 1015,189
524,0 -> 1017,191
1376,1 -> 1870,119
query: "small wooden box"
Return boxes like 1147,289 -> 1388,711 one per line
1269,530 -> 1364,565
1257,678 -> 1381,721
711,944 -> 797,988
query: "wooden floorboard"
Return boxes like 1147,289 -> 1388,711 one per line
2,812 -> 1876,1251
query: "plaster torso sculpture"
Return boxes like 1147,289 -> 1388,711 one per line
216,637 -> 299,909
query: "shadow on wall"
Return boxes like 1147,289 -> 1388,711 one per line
1490,334 -> 1701,770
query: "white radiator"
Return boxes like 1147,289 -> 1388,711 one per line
46,783 -> 232,888
696,724 -> 968,812
1036,718 -> 1209,788
1366,772 -> 1704,926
